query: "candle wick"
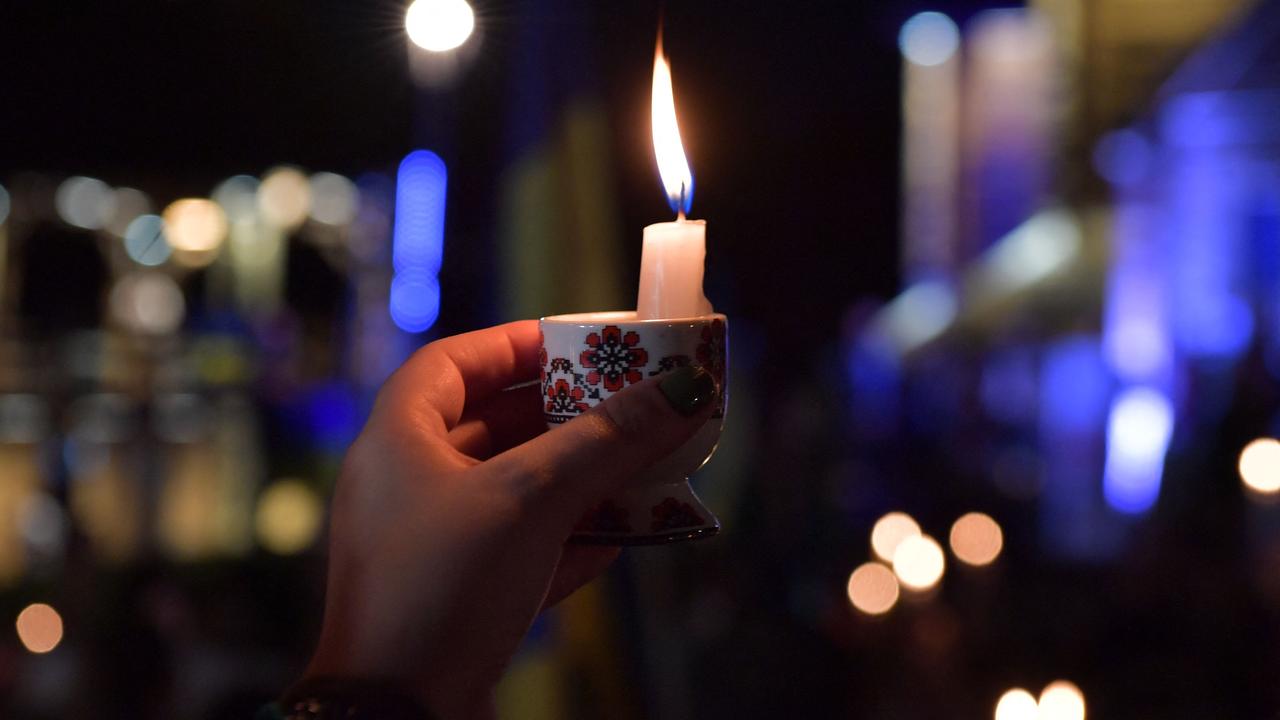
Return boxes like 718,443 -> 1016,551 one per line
677,181 -> 687,222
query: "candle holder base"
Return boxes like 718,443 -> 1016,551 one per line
568,481 -> 720,546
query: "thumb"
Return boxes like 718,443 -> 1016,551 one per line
493,365 -> 719,510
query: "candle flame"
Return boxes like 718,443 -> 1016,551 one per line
651,33 -> 694,216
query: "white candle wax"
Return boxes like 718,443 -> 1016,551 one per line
636,217 -> 712,319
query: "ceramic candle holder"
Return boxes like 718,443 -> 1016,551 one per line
539,311 -> 727,544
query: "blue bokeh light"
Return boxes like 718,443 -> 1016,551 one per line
898,11 -> 960,67
1104,387 -> 1174,514
391,150 -> 447,333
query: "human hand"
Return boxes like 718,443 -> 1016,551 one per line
301,320 -> 718,719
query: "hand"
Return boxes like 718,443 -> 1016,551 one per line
302,320 -> 718,719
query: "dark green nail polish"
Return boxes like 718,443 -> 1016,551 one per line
660,366 -> 717,416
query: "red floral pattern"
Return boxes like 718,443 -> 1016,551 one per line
574,500 -> 632,533
650,497 -> 706,532
580,326 -> 649,392
545,378 -> 589,415
696,319 -> 726,384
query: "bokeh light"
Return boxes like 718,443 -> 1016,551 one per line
258,167 -> 312,229
1239,438 -> 1280,494
106,187 -> 152,237
55,176 -> 116,230
949,512 -> 1004,566
15,603 -> 63,654
1039,680 -> 1086,720
847,562 -> 900,616
899,11 -> 960,67
309,172 -> 359,226
405,0 -> 475,52
892,534 -> 945,591
389,273 -> 441,333
871,511 -> 921,563
255,479 -> 324,555
213,174 -> 261,223
0,183 -> 10,224
1104,386 -> 1174,514
994,688 -> 1038,720
110,272 -> 186,335
162,198 -> 227,262
123,214 -> 172,266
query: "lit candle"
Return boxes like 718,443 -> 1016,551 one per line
636,35 -> 713,320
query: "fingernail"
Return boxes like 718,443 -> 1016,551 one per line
659,366 -> 718,417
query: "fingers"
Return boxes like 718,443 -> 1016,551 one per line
491,366 -> 719,510
541,545 -> 621,611
379,320 -> 542,433
446,384 -> 546,460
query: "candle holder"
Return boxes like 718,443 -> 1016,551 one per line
539,311 -> 726,544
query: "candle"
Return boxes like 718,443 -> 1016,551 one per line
636,34 -> 712,320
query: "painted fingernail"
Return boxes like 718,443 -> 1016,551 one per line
659,366 -> 718,416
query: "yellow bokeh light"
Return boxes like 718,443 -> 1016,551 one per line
994,688 -> 1038,720
255,479 -> 324,555
893,534 -> 945,591
950,512 -> 1004,566
258,167 -> 312,229
1239,438 -> 1280,494
405,0 -> 475,52
162,198 -> 228,269
1039,680 -> 1086,720
871,511 -> 921,563
16,603 -> 63,654
847,562 -> 900,616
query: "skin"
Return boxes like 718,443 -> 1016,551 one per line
302,320 -> 717,719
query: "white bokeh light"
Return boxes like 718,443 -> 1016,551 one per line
55,176 -> 117,230
406,0 -> 475,52
892,534 -> 946,591
995,688 -> 1038,720
899,11 -> 960,67
1240,438 -> 1280,494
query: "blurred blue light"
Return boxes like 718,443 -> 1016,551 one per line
1104,387 -> 1174,514
1039,336 -> 1110,433
390,272 -> 441,333
0,183 -> 9,224
391,150 -> 446,333
393,150 -> 447,276
1093,129 -> 1152,188
899,12 -> 960,67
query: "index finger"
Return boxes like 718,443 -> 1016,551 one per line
381,320 -> 542,432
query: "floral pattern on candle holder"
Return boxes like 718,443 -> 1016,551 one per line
580,326 -> 649,391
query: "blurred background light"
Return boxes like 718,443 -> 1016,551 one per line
1104,387 -> 1174,514
0,183 -> 9,224
254,479 -> 323,555
405,0 -> 475,52
899,11 -> 960,67
1093,128 -> 1152,188
871,511 -> 921,563
391,150 -> 447,333
949,512 -> 1003,566
1239,438 -> 1280,495
213,174 -> 262,223
994,688 -> 1038,720
15,603 -> 63,654
162,198 -> 227,254
55,176 -> 116,230
847,562 -> 900,616
308,172 -> 359,226
1038,680 -> 1086,720
258,167 -> 312,229
979,209 -> 1081,295
892,534 -> 945,591
390,273 -> 442,333
109,272 -> 186,335
105,187 -> 152,238
875,280 -> 956,354
122,214 -> 172,267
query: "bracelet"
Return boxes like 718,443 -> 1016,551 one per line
265,675 -> 436,720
